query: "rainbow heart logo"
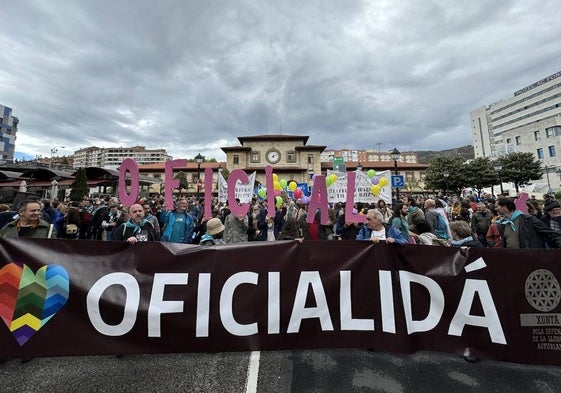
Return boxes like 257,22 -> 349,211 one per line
0,263 -> 69,346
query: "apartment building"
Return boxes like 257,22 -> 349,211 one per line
471,70 -> 561,191
73,146 -> 171,169
0,104 -> 18,163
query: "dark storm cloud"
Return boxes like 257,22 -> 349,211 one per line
1,0 -> 560,160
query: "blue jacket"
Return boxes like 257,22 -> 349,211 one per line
160,210 -> 196,243
356,223 -> 409,244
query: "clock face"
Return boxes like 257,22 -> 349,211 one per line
266,149 -> 281,164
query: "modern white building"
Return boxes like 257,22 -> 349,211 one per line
0,104 -> 18,163
471,70 -> 561,193
73,146 -> 171,169
321,149 -> 419,164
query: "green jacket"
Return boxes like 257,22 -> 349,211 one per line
0,218 -> 55,238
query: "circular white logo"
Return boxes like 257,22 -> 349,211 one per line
525,269 -> 561,312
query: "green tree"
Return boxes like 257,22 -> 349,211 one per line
175,171 -> 189,196
219,167 -> 230,181
463,157 -> 498,197
69,168 -> 89,201
498,152 -> 542,193
424,156 -> 465,195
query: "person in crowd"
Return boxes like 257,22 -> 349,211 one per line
307,209 -> 324,240
113,204 -> 157,244
541,199 -> 561,233
467,196 -> 478,214
356,209 -> 408,244
470,202 -> 492,247
273,205 -> 285,240
79,199 -> 94,239
42,199 -> 56,224
266,215 -> 277,241
294,202 -> 309,240
0,199 -> 55,238
495,197 -> 561,249
434,199 -> 452,238
403,196 -> 425,228
142,203 -> 161,240
223,207 -> 249,244
390,203 -> 411,242
90,199 -> 109,240
60,203 -> 81,239
218,204 -> 231,223
52,201 -> 66,238
191,198 -> 204,223
449,220 -> 484,248
424,199 -> 439,233
102,202 -> 124,241
0,204 -> 17,229
248,202 -> 267,241
527,198 -> 543,219
278,215 -> 304,241
308,208 -> 336,240
336,209 -> 362,240
199,217 -> 225,246
160,198 -> 196,243
376,200 -> 392,222
485,206 -> 503,248
445,198 -> 455,221
411,220 -> 449,246
317,207 -> 337,240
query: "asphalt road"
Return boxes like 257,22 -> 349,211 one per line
2,349 -> 561,393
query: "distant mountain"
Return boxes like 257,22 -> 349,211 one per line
415,145 -> 475,164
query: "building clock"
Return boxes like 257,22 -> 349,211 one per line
266,148 -> 281,164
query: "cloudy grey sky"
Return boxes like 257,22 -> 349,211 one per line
1,0 -> 560,161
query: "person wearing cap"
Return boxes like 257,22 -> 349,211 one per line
541,199 -> 561,233
113,204 -> 157,244
199,217 -> 225,246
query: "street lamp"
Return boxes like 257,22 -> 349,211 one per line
494,163 -> 504,196
390,148 -> 401,201
357,162 -> 363,172
50,146 -> 65,169
443,171 -> 449,196
543,165 -> 552,193
195,153 -> 204,199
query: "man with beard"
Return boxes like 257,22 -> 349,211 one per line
113,204 -> 157,244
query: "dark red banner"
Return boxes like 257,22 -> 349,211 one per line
1,238 -> 561,365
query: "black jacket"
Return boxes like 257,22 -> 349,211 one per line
497,214 -> 561,249
541,214 -> 561,233
113,221 -> 157,242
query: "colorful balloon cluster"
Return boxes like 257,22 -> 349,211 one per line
325,173 -> 338,187
365,169 -> 388,196
255,170 -> 388,203
256,173 -> 310,205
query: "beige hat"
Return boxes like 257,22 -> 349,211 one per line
206,218 -> 225,235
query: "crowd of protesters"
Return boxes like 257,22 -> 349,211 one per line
1,191 -> 561,249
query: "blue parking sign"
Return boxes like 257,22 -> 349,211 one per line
391,175 -> 405,188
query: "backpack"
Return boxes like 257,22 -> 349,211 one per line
433,212 -> 450,240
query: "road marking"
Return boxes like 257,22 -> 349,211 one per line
245,351 -> 260,393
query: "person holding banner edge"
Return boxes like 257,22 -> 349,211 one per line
356,209 -> 408,244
